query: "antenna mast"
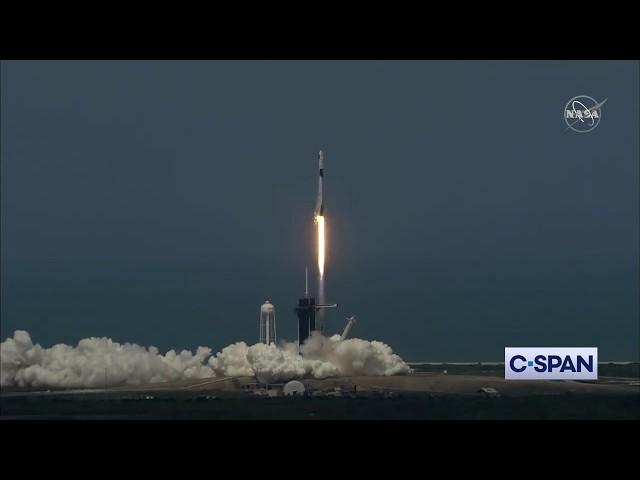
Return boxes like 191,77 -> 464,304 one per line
305,267 -> 309,297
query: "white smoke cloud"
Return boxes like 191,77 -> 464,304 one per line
1,330 -> 411,388
302,332 -> 412,377
208,341 -> 253,377
209,332 -> 410,384
0,330 -> 214,388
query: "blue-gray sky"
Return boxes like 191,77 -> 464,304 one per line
1,61 -> 638,360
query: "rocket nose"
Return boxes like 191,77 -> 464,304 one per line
318,150 -> 324,168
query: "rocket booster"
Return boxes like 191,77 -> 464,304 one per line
315,150 -> 324,216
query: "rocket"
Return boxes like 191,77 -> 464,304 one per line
315,150 -> 324,216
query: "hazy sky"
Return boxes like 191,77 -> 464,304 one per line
2,61 -> 638,360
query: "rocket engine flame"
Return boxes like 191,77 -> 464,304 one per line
316,214 -> 325,278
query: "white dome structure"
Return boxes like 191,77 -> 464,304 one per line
283,380 -> 306,396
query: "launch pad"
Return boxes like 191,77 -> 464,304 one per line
3,370 -> 638,420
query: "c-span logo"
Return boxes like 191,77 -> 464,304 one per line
505,348 -> 598,380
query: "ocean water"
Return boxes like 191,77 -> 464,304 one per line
1,256 -> 638,362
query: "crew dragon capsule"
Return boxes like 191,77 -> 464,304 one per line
315,150 -> 324,216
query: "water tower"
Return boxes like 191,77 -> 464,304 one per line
259,300 -> 277,345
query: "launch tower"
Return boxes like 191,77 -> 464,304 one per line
295,268 -> 337,351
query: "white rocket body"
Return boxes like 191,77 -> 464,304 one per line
315,150 -> 324,216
